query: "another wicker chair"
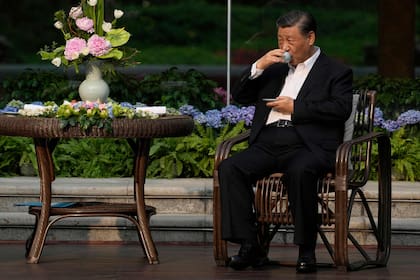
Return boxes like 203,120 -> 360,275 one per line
213,89 -> 392,271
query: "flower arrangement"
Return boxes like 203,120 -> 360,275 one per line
39,0 -> 138,73
56,100 -> 159,131
1,100 -> 163,133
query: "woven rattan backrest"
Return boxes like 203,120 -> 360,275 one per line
348,89 -> 376,187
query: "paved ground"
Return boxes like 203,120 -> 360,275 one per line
0,242 -> 419,280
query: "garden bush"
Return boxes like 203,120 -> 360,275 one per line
0,70 -> 418,181
1,67 -> 224,111
354,74 -> 420,119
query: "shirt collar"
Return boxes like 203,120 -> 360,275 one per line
289,46 -> 321,71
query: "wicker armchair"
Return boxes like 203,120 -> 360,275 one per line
213,89 -> 392,271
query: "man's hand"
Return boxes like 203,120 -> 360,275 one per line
256,49 -> 289,70
266,96 -> 294,114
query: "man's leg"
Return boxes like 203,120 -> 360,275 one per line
283,147 -> 333,273
218,144 -> 277,243
218,143 -> 279,270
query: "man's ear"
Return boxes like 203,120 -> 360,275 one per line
308,31 -> 316,46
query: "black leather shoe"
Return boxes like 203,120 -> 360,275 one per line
296,256 -> 317,273
229,242 -> 268,270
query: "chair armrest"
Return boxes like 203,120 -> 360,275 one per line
333,130 -> 392,269
335,131 -> 391,191
214,130 -> 251,169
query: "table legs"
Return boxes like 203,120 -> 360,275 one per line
131,138 -> 159,264
25,138 -> 159,264
26,138 -> 56,264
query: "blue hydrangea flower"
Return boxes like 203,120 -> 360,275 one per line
72,101 -> 83,109
205,109 -> 223,128
193,112 -> 207,124
179,105 -> 201,117
240,106 -> 255,126
373,107 -> 385,127
397,110 -> 420,126
107,104 -> 114,119
221,105 -> 242,124
179,104 -> 256,128
120,102 -> 134,109
381,120 -> 401,132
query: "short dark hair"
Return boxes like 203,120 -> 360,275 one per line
276,10 -> 317,35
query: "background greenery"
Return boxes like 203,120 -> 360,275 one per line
1,0 -> 418,66
0,69 -> 418,181
0,0 -> 418,181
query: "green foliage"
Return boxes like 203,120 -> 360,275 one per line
0,137 -> 23,176
128,1 -> 226,49
0,70 -> 79,107
1,1 -> 395,66
1,67 -> 223,112
354,75 -> 420,119
132,67 -> 223,111
1,122 -> 418,180
370,127 -> 420,181
0,122 -> 248,178
0,136 -> 37,176
147,122 -> 248,178
52,139 -> 133,177
0,69 -> 418,180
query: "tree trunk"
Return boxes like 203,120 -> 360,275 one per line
378,0 -> 416,78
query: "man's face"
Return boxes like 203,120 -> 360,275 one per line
277,25 -> 315,66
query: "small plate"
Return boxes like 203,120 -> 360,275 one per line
262,98 -> 277,102
0,111 -> 19,115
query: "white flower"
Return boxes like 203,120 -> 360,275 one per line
81,47 -> 90,56
19,104 -> 48,117
87,0 -> 97,6
114,9 -> 124,19
69,6 -> 83,19
51,57 -> 62,67
54,21 -> 63,29
102,22 -> 112,33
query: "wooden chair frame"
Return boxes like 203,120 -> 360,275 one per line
213,90 -> 392,271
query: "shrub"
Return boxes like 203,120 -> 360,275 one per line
354,75 -> 420,119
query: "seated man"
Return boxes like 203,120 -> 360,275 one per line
218,10 -> 353,273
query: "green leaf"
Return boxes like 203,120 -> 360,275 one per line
105,28 -> 131,47
98,49 -> 123,60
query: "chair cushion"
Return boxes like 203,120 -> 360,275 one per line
343,94 -> 360,142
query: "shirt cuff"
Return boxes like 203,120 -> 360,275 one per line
249,62 -> 264,80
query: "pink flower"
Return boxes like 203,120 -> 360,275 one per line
83,101 -> 95,109
87,35 -> 111,57
76,17 -> 94,33
64,37 -> 88,60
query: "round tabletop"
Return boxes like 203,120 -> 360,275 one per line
0,115 -> 194,139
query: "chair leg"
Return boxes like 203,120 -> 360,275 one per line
213,176 -> 230,266
334,187 -> 349,270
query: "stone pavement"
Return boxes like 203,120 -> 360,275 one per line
0,177 -> 419,245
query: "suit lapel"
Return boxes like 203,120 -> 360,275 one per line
296,53 -> 329,100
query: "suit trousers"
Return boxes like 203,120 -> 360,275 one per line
218,125 -> 333,246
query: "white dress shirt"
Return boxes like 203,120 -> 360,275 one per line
250,47 -> 321,124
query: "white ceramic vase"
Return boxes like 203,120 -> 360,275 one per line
78,63 -> 110,103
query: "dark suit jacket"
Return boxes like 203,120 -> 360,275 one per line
232,52 -> 353,166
